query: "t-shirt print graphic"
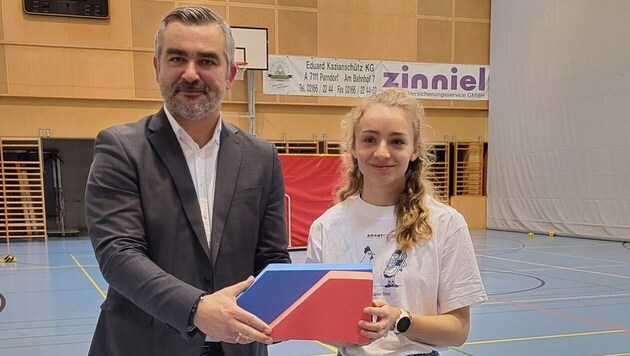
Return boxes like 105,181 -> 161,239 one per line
383,249 -> 407,288
360,245 -> 376,262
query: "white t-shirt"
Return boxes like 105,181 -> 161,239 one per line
306,195 -> 487,356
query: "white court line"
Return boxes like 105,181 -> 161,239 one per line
483,262 -> 628,274
478,254 -> 630,280
483,266 -> 628,276
522,243 -> 619,250
476,241 -> 616,251
522,248 -> 630,265
472,242 -> 618,255
482,292 -> 630,306
485,263 -> 629,273
464,329 -> 627,345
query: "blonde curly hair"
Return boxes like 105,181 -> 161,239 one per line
335,89 -> 437,251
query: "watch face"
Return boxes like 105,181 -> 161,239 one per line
397,316 -> 411,333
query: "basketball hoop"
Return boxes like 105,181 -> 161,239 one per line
235,61 -> 248,80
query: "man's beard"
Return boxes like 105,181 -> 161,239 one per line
161,81 -> 223,121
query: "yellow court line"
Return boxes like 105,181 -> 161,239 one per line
317,341 -> 338,353
465,329 -> 627,345
71,254 -> 106,299
446,347 -> 475,356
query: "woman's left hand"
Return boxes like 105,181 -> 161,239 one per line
358,299 -> 400,341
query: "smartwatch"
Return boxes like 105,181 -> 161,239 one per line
393,308 -> 412,334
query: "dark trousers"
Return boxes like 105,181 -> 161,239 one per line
200,342 -> 224,356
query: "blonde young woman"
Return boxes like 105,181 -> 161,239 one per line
306,89 -> 487,356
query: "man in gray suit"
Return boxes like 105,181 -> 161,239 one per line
85,5 -> 291,356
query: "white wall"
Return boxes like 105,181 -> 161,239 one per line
487,0 -> 630,241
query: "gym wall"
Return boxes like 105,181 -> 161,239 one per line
0,0 -> 490,231
0,0 -> 489,142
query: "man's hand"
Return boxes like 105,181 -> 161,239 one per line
193,276 -> 273,345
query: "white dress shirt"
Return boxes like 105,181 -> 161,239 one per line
164,107 -> 221,248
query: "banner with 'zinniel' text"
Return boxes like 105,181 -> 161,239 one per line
263,55 -> 489,101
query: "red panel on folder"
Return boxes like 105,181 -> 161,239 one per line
270,271 -> 372,344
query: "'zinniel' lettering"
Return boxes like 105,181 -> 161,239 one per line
383,65 -> 486,91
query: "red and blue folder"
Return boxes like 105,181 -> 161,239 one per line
237,263 -> 373,343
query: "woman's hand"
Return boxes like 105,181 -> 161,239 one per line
357,299 -> 400,341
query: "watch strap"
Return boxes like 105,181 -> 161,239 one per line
189,293 -> 209,328
393,308 -> 412,334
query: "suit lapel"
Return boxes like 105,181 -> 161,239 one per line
210,123 -> 243,266
147,110 -> 211,259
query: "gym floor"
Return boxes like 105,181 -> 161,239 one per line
1,230 -> 629,356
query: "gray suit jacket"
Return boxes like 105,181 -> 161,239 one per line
85,109 -> 290,356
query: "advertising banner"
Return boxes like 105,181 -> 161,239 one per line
263,55 -> 489,101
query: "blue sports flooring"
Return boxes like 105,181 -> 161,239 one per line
1,230 -> 629,355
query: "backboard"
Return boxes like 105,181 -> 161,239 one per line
231,27 -> 268,70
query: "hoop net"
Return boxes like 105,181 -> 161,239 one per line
235,61 -> 248,80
